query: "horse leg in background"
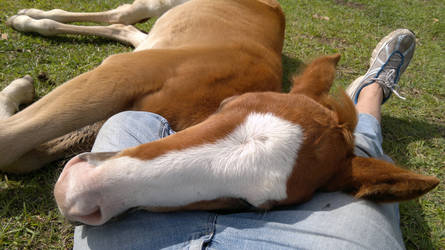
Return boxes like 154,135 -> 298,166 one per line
12,0 -> 188,25
7,15 -> 148,47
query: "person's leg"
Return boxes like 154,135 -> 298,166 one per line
90,111 -> 175,152
351,28 -> 415,162
356,83 -> 383,122
74,111 -> 218,250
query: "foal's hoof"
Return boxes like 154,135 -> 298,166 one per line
3,75 -> 35,105
13,75 -> 35,104
6,15 -> 19,27
17,9 -> 27,15
17,8 -> 42,17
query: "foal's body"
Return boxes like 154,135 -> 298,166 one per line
3,0 -> 284,173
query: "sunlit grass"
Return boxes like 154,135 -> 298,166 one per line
1,0 -> 443,249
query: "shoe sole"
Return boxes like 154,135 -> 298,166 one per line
369,29 -> 415,67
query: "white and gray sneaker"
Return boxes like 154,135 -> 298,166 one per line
346,29 -> 416,104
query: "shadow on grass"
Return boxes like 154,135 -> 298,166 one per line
0,167 -> 61,217
381,115 -> 444,249
381,115 -> 445,164
400,200 -> 435,250
282,54 -> 304,92
24,32 -> 132,47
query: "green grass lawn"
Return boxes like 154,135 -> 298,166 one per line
1,0 -> 444,249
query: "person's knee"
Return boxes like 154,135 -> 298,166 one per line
93,111 -> 170,152
101,111 -> 163,133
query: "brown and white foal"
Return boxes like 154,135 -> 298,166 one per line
2,0 -> 439,226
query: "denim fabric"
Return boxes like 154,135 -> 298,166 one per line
91,111 -> 175,152
74,111 -> 404,250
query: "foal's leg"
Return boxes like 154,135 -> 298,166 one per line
15,0 -> 188,25
4,121 -> 104,173
7,15 -> 147,47
0,77 -> 103,173
0,48 -> 201,172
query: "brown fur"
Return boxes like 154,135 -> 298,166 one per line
324,157 -> 440,202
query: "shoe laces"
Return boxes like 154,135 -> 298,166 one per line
370,69 -> 406,100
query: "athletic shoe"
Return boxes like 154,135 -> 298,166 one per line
346,29 -> 416,104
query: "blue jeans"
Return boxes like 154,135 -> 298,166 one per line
74,112 -> 405,250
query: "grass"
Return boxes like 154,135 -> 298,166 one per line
0,0 -> 443,249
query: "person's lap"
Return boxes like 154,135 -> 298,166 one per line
74,111 -> 404,250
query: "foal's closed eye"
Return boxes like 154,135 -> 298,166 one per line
218,95 -> 239,111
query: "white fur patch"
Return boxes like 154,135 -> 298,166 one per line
96,112 -> 303,218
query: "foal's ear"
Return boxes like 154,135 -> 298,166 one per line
290,54 -> 341,98
345,157 -> 440,202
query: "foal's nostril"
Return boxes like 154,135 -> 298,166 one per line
67,206 -> 104,226
76,207 -> 103,225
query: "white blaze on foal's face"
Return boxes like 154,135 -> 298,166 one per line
55,112 -> 304,225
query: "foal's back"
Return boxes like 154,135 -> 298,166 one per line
136,0 -> 285,52
129,0 -> 286,130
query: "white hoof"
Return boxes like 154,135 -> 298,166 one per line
0,75 -> 34,120
6,15 -> 19,27
17,8 -> 45,19
17,9 -> 29,15
1,75 -> 35,106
